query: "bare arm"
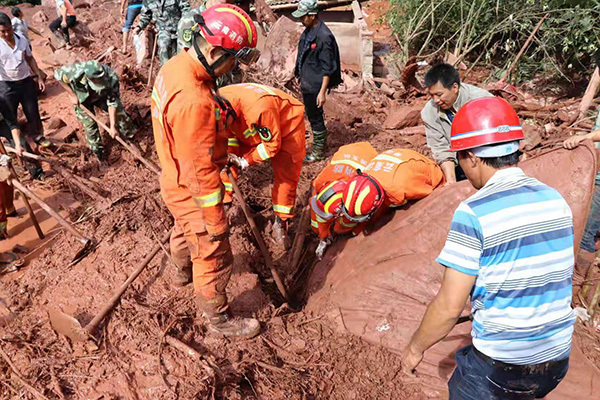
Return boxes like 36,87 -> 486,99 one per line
61,5 -> 68,26
25,54 -> 46,91
58,80 -> 79,105
121,0 -> 128,13
108,106 -> 118,136
402,268 -> 476,372
27,25 -> 43,36
563,129 -> 600,149
440,160 -> 457,184
316,75 -> 330,108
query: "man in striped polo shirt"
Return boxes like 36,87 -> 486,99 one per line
402,97 -> 575,399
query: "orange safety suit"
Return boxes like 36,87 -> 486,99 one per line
151,50 -> 232,299
310,142 -> 378,239
364,148 -> 445,207
218,83 -> 306,220
311,147 -> 445,239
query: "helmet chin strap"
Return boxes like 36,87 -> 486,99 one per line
192,34 -> 231,81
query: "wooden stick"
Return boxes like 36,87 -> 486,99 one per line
83,229 -> 171,335
10,180 -> 88,245
0,345 -> 50,400
0,141 -> 44,239
147,35 -> 158,87
578,67 -> 600,120
5,146 -> 107,202
227,170 -> 289,301
500,13 -> 549,83
287,204 -> 311,277
78,104 -> 161,175
588,280 -> 600,321
164,335 -> 219,377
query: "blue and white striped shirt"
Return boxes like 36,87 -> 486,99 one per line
437,167 -> 575,365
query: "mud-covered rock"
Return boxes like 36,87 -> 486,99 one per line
383,104 -> 422,129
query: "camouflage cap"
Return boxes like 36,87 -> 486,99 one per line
83,61 -> 106,80
292,0 -> 318,18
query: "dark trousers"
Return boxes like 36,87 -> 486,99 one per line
49,15 -> 77,43
302,92 -> 326,133
449,345 -> 569,400
0,77 -> 42,139
0,118 -> 43,180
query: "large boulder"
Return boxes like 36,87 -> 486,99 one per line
383,104 -> 423,129
306,143 -> 600,398
32,10 -> 49,25
251,16 -> 302,87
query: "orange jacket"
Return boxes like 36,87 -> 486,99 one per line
364,149 -> 445,207
312,142 -> 378,193
219,83 -> 306,166
151,50 -> 229,236
311,142 -> 378,239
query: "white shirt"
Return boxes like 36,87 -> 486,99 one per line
11,17 -> 30,43
0,34 -> 33,81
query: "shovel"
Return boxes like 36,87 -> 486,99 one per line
48,229 -> 171,341
227,169 -> 289,301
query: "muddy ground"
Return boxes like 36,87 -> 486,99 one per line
0,1 -> 598,399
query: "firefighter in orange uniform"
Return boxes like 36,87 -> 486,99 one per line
309,141 -> 378,243
151,4 -> 262,339
217,83 -> 306,244
311,147 -> 445,259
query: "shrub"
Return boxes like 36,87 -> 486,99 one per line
387,0 -> 600,83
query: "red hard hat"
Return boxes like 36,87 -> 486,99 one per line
450,97 -> 524,151
311,180 -> 347,221
198,4 -> 258,52
342,171 -> 384,223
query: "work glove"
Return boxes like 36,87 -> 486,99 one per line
315,237 -> 332,260
227,153 -> 249,171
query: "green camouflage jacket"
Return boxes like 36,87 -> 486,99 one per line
138,0 -> 191,38
54,61 -> 121,107
177,4 -> 206,53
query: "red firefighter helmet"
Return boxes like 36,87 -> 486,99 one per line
450,97 -> 524,151
194,4 -> 260,65
311,180 -> 347,221
341,171 -> 385,223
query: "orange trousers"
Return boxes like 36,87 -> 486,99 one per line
161,177 -> 233,299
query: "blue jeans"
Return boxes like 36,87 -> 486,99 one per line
581,177 -> 600,252
122,6 -> 142,33
448,345 -> 569,400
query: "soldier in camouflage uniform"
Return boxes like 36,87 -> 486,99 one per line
176,3 -> 205,54
55,61 -> 135,161
133,0 -> 191,65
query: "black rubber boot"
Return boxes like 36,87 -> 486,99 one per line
304,130 -> 327,162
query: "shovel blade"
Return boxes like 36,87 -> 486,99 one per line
48,306 -> 89,342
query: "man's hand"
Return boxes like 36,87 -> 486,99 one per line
70,94 -> 80,106
37,78 -> 46,93
14,143 -> 23,157
563,135 -> 587,150
315,237 -> 332,260
227,153 -> 249,170
401,344 -> 424,375
61,19 -> 68,29
132,26 -> 141,35
316,90 -> 327,108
